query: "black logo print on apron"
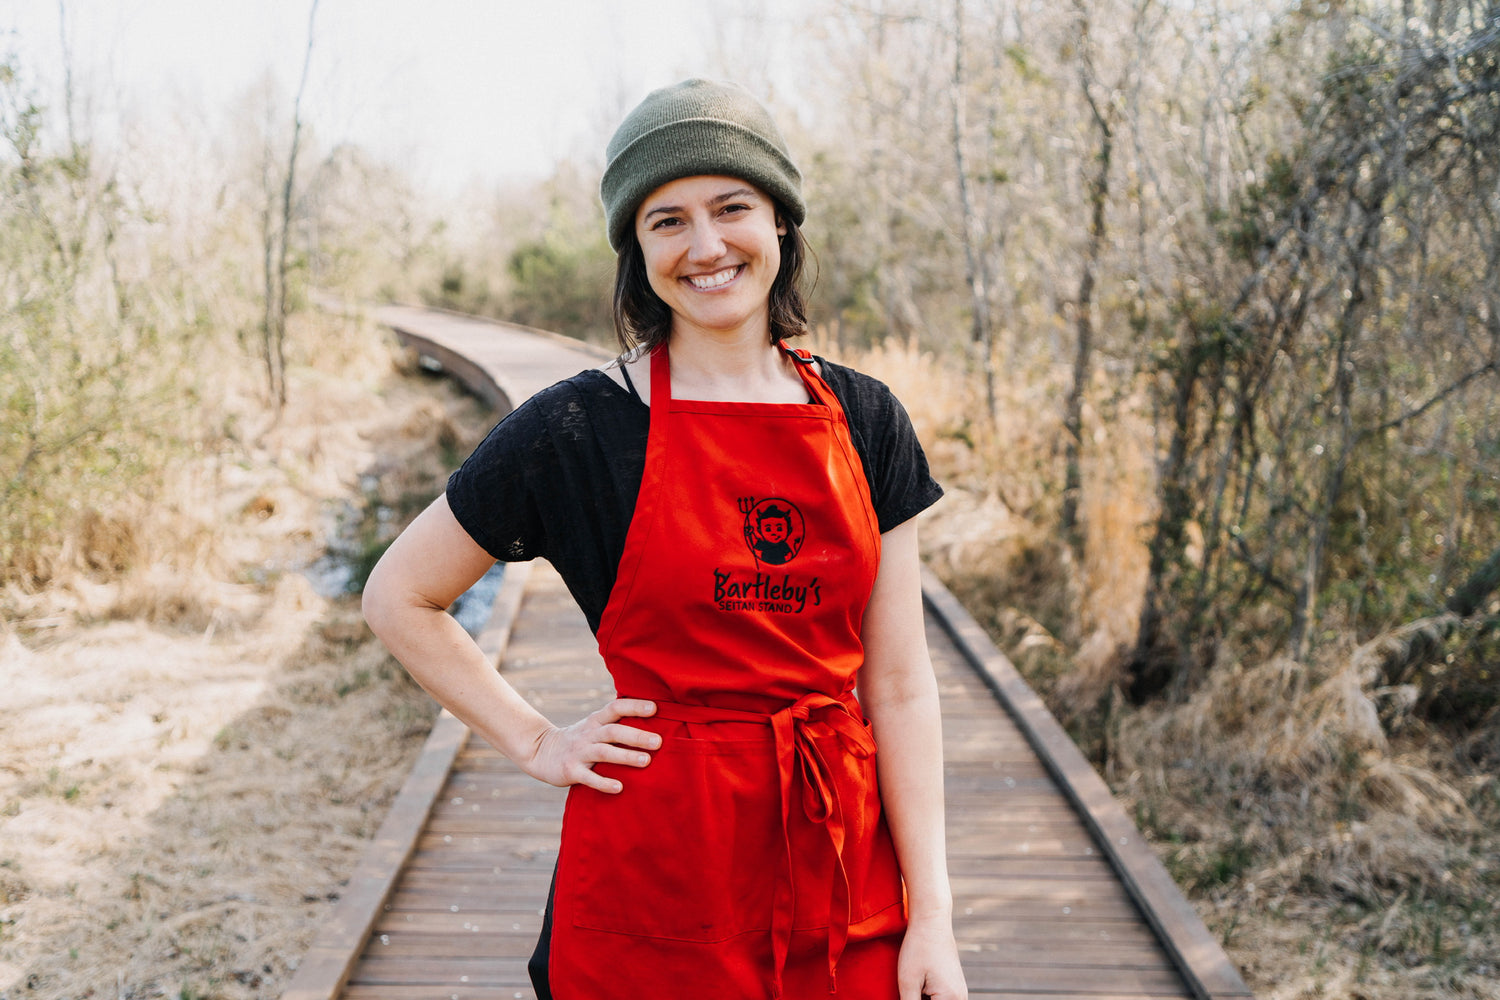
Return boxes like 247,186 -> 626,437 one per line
739,496 -> 805,567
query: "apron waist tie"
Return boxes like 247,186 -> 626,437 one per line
648,693 -> 876,997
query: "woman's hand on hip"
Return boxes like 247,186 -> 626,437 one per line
522,698 -> 659,793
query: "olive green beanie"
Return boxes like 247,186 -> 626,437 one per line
600,78 -> 805,253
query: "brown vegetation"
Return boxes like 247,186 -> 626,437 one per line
833,333 -> 1499,999
2,49 -> 488,996
0,314 -> 491,998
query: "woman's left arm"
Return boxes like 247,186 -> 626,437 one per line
858,517 -> 968,1000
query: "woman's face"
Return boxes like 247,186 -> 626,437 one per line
634,175 -> 786,341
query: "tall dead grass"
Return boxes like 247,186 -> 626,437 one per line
0,310 -> 493,999
821,334 -> 1500,1000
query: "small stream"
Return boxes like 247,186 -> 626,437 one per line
304,496 -> 505,638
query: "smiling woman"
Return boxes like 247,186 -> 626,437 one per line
363,78 -> 967,1000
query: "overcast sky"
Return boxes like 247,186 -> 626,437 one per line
2,0 -> 811,195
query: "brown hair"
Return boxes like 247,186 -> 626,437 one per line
611,213 -> 810,353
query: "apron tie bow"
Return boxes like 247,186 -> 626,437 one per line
772,693 -> 874,997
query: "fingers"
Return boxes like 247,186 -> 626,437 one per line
533,699 -> 663,794
595,720 -> 662,753
570,762 -> 626,795
565,735 -> 653,795
591,739 -> 655,769
596,697 -> 657,721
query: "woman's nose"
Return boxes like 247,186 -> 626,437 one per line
686,222 -> 726,263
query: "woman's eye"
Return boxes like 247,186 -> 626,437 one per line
650,216 -> 682,230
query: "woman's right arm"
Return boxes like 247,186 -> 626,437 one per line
362,493 -> 658,793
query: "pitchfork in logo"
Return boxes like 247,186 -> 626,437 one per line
738,496 -> 805,568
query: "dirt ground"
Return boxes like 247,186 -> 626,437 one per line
0,320 -> 491,1000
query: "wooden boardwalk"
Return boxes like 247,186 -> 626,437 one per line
282,307 -> 1252,1000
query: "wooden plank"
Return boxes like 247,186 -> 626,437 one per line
348,955 -> 530,985
956,917 -> 1165,945
379,878 -> 1148,919
280,562 -> 533,1000
374,911 -> 544,936
422,803 -> 1091,834
363,925 -> 1176,965
921,567 -> 1253,1000
947,855 -> 1123,878
370,908 -> 1165,949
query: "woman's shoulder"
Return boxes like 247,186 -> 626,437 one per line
463,368 -> 642,461
811,356 -> 905,423
810,353 -> 943,530
507,367 -> 642,428
529,367 -> 635,409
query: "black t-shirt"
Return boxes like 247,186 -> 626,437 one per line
446,358 -> 943,633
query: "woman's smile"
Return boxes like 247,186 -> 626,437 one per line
685,264 -> 745,291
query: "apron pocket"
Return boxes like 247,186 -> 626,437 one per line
566,735 -> 780,942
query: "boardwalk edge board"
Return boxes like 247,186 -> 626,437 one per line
386,300 -> 616,360
376,303 -> 613,419
919,565 -> 1254,1000
280,560 -> 534,1000
386,323 -> 516,417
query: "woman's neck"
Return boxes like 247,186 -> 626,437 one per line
666,326 -> 807,404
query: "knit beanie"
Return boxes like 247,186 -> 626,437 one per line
600,78 -> 805,253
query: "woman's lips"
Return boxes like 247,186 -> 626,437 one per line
685,265 -> 744,290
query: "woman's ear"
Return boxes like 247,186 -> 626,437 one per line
775,212 -> 787,238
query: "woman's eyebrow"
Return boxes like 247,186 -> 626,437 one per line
708,187 -> 758,205
642,188 -> 760,222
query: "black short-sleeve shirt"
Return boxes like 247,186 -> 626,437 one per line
446,358 -> 943,633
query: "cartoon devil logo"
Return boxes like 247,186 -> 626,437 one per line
739,497 -> 805,567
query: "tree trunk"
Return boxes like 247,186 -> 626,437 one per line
1128,324 -> 1201,700
950,0 -> 996,420
261,0 -> 319,413
1060,2 -> 1114,558
1288,179 -> 1387,660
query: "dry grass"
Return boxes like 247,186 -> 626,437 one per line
0,309 -> 490,1000
822,335 -> 1500,1000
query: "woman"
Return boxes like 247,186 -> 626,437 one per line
363,79 -> 966,1000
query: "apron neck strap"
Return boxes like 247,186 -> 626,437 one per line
784,346 -> 836,408
649,342 -> 672,405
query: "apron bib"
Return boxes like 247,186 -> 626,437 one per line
547,346 -> 906,999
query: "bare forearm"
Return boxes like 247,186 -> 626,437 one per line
364,591 -> 553,763
867,679 -> 953,919
364,493 -> 659,794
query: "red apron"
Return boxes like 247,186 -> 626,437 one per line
548,345 -> 907,999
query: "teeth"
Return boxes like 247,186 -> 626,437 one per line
688,266 -> 740,290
